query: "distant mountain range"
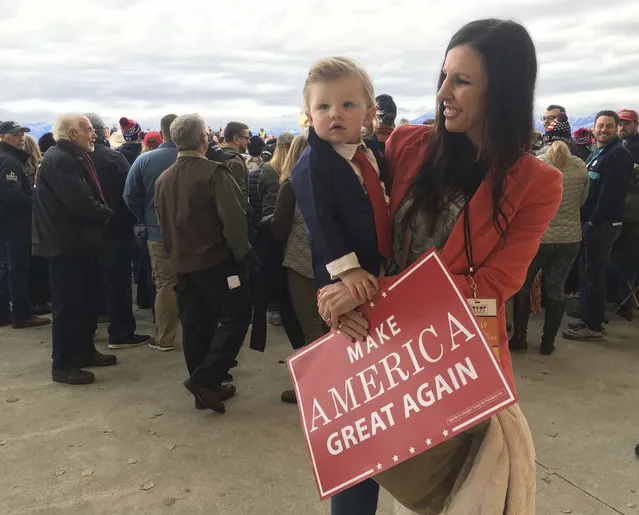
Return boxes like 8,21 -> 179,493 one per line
25,123 -> 53,140
24,123 -> 301,140
409,113 -> 597,133
24,113 -> 599,141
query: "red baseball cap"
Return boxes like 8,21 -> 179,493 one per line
618,109 -> 638,122
143,131 -> 163,149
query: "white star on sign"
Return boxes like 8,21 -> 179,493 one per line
426,439 -> 432,446
369,302 -> 375,308
443,430 -> 449,437
376,463 -> 382,470
409,447 -> 415,454
382,292 -> 387,298
392,455 -> 399,462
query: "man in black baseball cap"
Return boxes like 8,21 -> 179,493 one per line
0,121 -> 30,148
0,120 -> 51,329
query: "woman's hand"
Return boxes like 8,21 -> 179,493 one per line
318,281 -> 363,327
337,311 -> 369,342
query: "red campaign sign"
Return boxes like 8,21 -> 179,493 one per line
287,250 -> 518,500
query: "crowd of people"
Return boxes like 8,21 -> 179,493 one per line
1,16 -> 638,513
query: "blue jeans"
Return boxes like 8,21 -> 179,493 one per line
578,223 -> 622,330
0,231 -> 33,322
331,479 -> 379,515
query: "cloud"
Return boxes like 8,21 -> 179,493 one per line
1,0 -> 638,129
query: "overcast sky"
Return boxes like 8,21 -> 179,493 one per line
2,0 -> 638,130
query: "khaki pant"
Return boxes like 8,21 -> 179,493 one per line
286,268 -> 326,346
147,241 -> 179,348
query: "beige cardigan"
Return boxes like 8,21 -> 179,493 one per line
375,404 -> 536,515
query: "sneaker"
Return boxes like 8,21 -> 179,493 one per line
12,315 -> 51,329
52,367 -> 95,385
75,350 -> 118,367
108,334 -> 151,349
562,325 -> 603,341
222,373 -> 233,383
147,339 -> 175,352
567,319 -> 605,334
268,311 -> 282,326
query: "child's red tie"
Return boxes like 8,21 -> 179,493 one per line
352,149 -> 392,260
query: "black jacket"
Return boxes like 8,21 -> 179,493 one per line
290,127 -> 389,287
0,141 -> 32,236
91,139 -> 135,238
117,142 -> 142,165
581,139 -> 634,226
32,141 -> 114,257
623,133 -> 639,166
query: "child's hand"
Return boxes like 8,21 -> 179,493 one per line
338,268 -> 379,303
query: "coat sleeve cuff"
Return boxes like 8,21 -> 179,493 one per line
326,252 -> 361,280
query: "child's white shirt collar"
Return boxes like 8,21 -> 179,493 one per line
331,140 -> 366,162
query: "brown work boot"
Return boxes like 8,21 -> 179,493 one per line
219,384 -> 237,401
183,379 -> 226,413
13,315 -> 51,329
281,389 -> 297,404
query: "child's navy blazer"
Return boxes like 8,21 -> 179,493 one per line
291,127 -> 390,288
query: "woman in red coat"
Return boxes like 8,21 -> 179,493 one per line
318,19 -> 562,515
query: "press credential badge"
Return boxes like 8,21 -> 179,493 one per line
467,298 -> 499,359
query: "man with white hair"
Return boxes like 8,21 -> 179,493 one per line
32,114 -> 117,385
155,113 -> 252,412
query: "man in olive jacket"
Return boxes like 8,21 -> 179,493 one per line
155,114 -> 252,413
33,114 -> 116,385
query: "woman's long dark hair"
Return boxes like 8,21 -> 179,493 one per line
407,19 -> 537,239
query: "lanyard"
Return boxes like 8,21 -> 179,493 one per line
462,204 -> 478,301
585,141 -> 610,168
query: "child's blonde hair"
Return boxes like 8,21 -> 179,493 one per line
302,57 -> 377,137
280,132 -> 309,184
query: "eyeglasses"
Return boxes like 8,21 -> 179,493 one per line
541,115 -> 557,123
237,135 -> 250,140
